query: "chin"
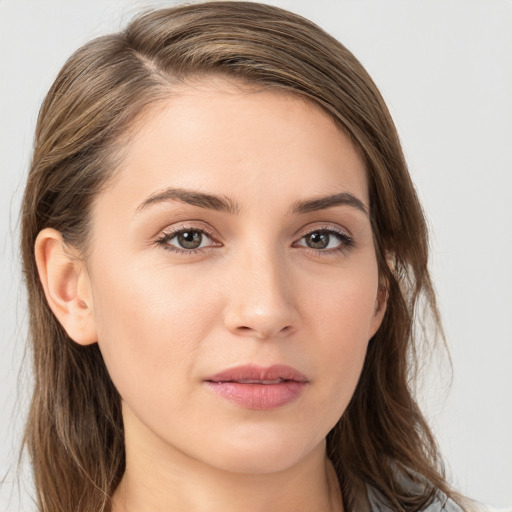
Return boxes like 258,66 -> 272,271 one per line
197,429 -> 325,475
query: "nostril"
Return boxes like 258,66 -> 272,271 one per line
234,324 -> 294,339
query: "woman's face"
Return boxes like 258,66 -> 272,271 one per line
84,80 -> 385,474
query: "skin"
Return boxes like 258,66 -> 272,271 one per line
35,80 -> 386,512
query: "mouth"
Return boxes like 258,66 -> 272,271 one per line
204,364 -> 308,410
219,378 -> 288,384
205,364 -> 308,383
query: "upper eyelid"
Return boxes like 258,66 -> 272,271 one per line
295,223 -> 352,239
156,222 -> 352,244
159,222 -> 218,239
299,227 -> 350,239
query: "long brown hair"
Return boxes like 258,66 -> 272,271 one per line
21,2 -> 461,511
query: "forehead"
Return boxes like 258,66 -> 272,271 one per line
98,80 -> 368,216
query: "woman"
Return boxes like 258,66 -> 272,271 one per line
20,2 -> 475,511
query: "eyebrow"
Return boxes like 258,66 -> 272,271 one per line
136,187 -> 240,214
136,187 -> 368,216
290,192 -> 368,216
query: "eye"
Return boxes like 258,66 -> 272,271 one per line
156,227 -> 218,252
295,228 -> 353,252
173,230 -> 208,250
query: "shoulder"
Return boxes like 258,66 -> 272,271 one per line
365,485 -> 477,512
362,468 -> 507,512
423,498 -> 509,512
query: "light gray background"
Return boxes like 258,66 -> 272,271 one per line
1,0 -> 511,509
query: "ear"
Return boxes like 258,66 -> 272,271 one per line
34,228 -> 97,345
368,253 -> 394,339
368,282 -> 388,339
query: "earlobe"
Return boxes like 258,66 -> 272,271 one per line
34,228 -> 97,346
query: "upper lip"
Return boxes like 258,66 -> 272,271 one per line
205,364 -> 308,384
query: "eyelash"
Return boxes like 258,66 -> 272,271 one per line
155,224 -> 219,255
294,226 -> 355,255
155,224 -> 354,256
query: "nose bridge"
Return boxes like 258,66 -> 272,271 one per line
223,241 -> 298,339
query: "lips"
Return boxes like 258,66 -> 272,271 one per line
204,364 -> 308,410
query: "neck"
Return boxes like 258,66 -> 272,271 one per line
112,410 -> 343,512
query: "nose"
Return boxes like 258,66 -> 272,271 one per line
223,251 -> 299,340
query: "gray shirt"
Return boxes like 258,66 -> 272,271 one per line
362,485 -> 464,512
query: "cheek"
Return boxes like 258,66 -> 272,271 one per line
88,252 -> 221,406
307,256 -> 379,341
304,261 -> 379,408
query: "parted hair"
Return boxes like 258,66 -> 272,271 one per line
21,2 -> 461,511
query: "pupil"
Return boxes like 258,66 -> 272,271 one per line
307,231 -> 329,249
178,231 -> 202,249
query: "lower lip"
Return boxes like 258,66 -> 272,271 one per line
204,381 -> 307,410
